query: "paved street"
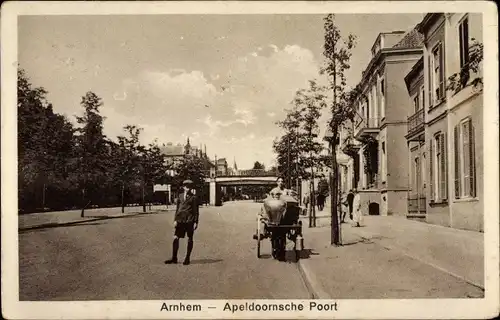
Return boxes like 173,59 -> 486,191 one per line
19,201 -> 485,301
19,201 -> 311,300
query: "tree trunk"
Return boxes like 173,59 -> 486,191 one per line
42,183 -> 46,212
308,179 -> 313,228
121,182 -> 125,214
149,184 -> 152,211
311,166 -> 316,227
331,143 -> 340,245
142,182 -> 146,213
287,136 -> 291,188
80,188 -> 85,218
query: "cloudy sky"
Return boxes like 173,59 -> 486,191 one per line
19,13 -> 423,169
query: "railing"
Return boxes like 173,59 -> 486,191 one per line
202,169 -> 278,178
355,117 -> 380,130
237,169 -> 277,177
407,108 -> 425,135
354,117 -> 380,138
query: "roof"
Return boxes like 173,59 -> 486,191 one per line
392,28 -> 424,49
404,57 -> 424,91
416,13 -> 443,34
160,144 -> 184,156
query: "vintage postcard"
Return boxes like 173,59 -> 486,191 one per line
1,1 -> 499,319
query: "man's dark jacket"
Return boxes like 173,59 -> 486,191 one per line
347,192 -> 355,208
174,191 -> 199,224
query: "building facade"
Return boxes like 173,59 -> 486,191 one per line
413,13 -> 483,232
339,29 -> 424,216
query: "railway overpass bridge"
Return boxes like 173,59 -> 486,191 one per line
203,169 -> 279,206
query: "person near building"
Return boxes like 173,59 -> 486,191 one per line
352,188 -> 363,227
165,179 -> 199,266
344,189 -> 355,223
303,193 -> 310,216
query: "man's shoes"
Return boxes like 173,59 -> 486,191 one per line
164,258 -> 177,264
183,258 -> 190,265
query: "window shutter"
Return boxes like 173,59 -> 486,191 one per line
454,126 -> 461,198
464,19 -> 470,65
462,121 -> 471,196
428,56 -> 433,106
421,87 -> 425,109
469,121 -> 476,197
439,44 -> 445,100
429,137 -> 434,200
440,133 -> 448,201
459,23 -> 465,68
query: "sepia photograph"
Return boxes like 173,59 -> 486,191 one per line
2,1 -> 498,319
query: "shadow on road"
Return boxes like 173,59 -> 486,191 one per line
297,248 -> 318,259
189,258 -> 223,265
18,211 -> 160,233
341,235 -> 390,246
19,222 -> 105,234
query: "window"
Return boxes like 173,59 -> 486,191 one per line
420,86 -> 425,109
430,43 -> 445,105
413,94 -> 420,113
430,132 -> 447,202
454,118 -> 476,198
459,16 -> 470,83
380,78 -> 385,119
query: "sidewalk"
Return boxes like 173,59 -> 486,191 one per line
18,205 -> 174,230
298,211 -> 485,299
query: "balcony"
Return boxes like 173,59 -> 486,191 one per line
354,117 -> 380,140
406,108 -> 425,140
341,135 -> 361,156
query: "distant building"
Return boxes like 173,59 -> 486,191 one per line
216,158 -> 228,176
156,138 -> 214,203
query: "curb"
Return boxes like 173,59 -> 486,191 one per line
297,258 -> 331,299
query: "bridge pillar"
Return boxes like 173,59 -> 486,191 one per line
210,180 -> 217,206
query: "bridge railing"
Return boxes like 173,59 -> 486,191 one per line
201,169 -> 278,178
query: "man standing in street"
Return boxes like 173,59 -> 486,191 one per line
165,179 -> 199,266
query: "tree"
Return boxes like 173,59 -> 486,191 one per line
321,13 -> 358,245
138,139 -> 168,212
18,68 -> 76,211
252,161 -> 265,170
292,80 -> 329,226
74,91 -> 108,217
172,155 -> 207,197
273,110 -> 303,188
115,125 -> 143,213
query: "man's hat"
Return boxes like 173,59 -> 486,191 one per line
183,179 -> 194,186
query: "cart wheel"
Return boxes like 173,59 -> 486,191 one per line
256,216 -> 262,258
257,237 -> 261,258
